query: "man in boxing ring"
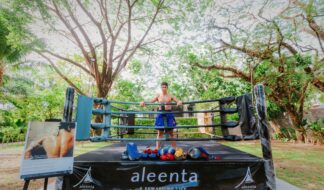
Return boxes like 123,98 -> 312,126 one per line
140,82 -> 182,149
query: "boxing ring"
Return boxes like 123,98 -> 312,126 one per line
63,84 -> 276,190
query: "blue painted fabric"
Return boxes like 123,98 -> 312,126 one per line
155,112 -> 176,130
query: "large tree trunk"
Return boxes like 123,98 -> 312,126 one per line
295,129 -> 305,143
93,115 -> 103,136
286,109 -> 305,143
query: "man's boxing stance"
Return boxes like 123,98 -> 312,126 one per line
140,82 -> 182,149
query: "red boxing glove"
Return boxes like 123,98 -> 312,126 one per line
160,154 -> 168,161
167,153 -> 175,160
201,153 -> 208,159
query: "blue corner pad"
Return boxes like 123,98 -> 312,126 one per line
76,95 -> 94,140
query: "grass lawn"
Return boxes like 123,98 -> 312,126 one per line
222,141 -> 324,190
0,141 -> 323,190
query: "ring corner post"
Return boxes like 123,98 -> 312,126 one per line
75,94 -> 94,141
254,84 -> 276,190
219,101 -> 229,137
63,87 -> 75,122
102,100 -> 111,140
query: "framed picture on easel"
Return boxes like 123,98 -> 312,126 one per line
20,121 -> 76,180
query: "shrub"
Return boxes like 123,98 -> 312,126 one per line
0,126 -> 26,143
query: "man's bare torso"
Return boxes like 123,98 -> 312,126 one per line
157,93 -> 173,110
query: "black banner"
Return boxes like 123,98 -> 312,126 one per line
65,160 -> 266,190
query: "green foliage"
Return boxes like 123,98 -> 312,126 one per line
295,54 -> 312,67
184,51 -> 250,103
255,54 -> 313,112
254,60 -> 271,78
110,79 -> 144,110
0,2 -> 34,62
154,45 -> 251,110
0,126 -> 26,143
308,119 -> 324,132
267,101 -> 285,119
320,94 -> 324,103
0,85 -> 66,132
167,0 -> 322,133
0,63 -> 68,143
128,60 -> 142,74
150,0 -> 160,7
272,127 -> 296,142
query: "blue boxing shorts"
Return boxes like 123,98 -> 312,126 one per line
155,111 -> 176,132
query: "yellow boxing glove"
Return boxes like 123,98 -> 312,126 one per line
175,148 -> 184,160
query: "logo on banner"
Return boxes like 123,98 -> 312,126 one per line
235,167 -> 256,190
130,167 -> 198,184
73,167 -> 102,189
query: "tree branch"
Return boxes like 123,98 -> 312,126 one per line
194,62 -> 251,82
46,21 -> 79,47
257,0 -> 271,22
76,0 -> 108,80
41,49 -> 95,77
298,81 -> 309,117
63,1 -> 99,79
37,52 -> 85,95
221,40 -> 274,59
209,24 -> 234,44
306,16 -> 324,52
281,42 -> 298,55
112,38 -> 161,62
218,73 -> 240,78
99,0 -> 114,37
112,0 -> 165,79
304,66 -> 324,92
50,1 -> 92,68
292,0 -> 324,52
112,0 -> 133,80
